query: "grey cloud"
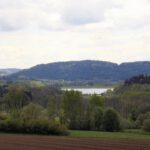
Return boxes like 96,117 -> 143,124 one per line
62,11 -> 105,25
61,0 -> 114,25
0,24 -> 18,31
0,18 -> 23,31
0,0 -> 65,32
0,0 -> 117,31
0,0 -> 149,32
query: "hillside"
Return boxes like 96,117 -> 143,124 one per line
9,60 -> 150,82
0,68 -> 20,77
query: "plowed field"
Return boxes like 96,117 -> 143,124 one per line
0,134 -> 149,150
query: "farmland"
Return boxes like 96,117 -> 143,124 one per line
0,134 -> 150,150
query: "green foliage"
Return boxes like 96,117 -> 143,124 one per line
3,86 -> 31,112
130,109 -> 139,121
47,97 -> 57,119
137,112 -> 150,126
94,107 -> 103,130
0,113 -> 8,121
89,94 -> 104,108
120,119 -> 133,129
0,103 -> 68,135
0,118 -> 68,135
121,119 -> 140,130
30,86 -> 62,107
88,94 -> 104,130
62,90 -> 83,129
105,84 -> 150,121
62,92 -> 105,131
2,79 -> 150,134
143,119 -> 150,132
103,108 -> 121,132
21,103 -> 44,122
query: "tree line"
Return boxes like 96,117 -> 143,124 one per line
0,83 -> 121,134
0,78 -> 150,135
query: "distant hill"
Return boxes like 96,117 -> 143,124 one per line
0,68 -> 20,77
8,60 -> 150,82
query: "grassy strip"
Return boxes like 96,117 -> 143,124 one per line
69,130 -> 150,140
0,129 -> 150,140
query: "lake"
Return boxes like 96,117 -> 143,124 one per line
62,88 -> 110,95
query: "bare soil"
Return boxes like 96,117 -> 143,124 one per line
0,134 -> 149,150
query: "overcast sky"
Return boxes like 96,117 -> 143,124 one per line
0,0 -> 150,68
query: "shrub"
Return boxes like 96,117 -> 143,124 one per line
0,113 -> 8,121
143,119 -> 150,132
0,118 -> 69,135
102,108 -> 121,132
121,119 -> 140,130
0,103 -> 69,135
21,103 -> 44,122
137,112 -> 150,126
120,119 -> 133,129
93,107 -> 103,130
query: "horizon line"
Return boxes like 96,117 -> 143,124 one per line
1,59 -> 150,70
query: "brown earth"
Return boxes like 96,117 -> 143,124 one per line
0,134 -> 149,150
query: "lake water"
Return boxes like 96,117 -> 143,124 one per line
62,88 -> 110,95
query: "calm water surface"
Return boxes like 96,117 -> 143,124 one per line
62,88 -> 111,95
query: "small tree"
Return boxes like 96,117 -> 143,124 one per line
89,94 -> 104,130
4,86 -> 31,112
94,107 -> 103,130
89,94 -> 104,108
103,108 -> 121,132
143,119 -> 150,132
62,90 -> 83,129
21,103 -> 44,122
47,97 -> 56,119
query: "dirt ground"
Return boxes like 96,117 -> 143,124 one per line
0,134 -> 149,150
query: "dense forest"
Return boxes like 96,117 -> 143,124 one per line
125,74 -> 150,85
0,75 -> 150,135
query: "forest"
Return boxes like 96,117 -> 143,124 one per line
0,75 -> 150,135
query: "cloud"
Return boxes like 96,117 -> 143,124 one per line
0,0 -> 65,31
61,0 -> 115,25
0,0 -> 149,68
108,0 -> 150,30
0,0 -> 149,31
0,0 -> 118,31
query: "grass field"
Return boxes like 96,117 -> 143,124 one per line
1,129 -> 149,140
69,130 -> 150,140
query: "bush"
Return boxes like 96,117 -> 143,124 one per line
121,119 -> 140,129
137,112 -> 150,126
120,119 -> 133,129
21,103 -> 44,122
143,119 -> 150,132
0,113 -> 8,121
0,103 -> 69,135
0,118 -> 69,135
102,108 -> 121,132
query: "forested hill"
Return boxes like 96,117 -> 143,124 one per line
9,60 -> 150,82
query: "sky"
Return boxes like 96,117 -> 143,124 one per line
0,0 -> 150,68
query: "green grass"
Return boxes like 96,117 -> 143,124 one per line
0,130 -> 150,140
69,130 -> 150,140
